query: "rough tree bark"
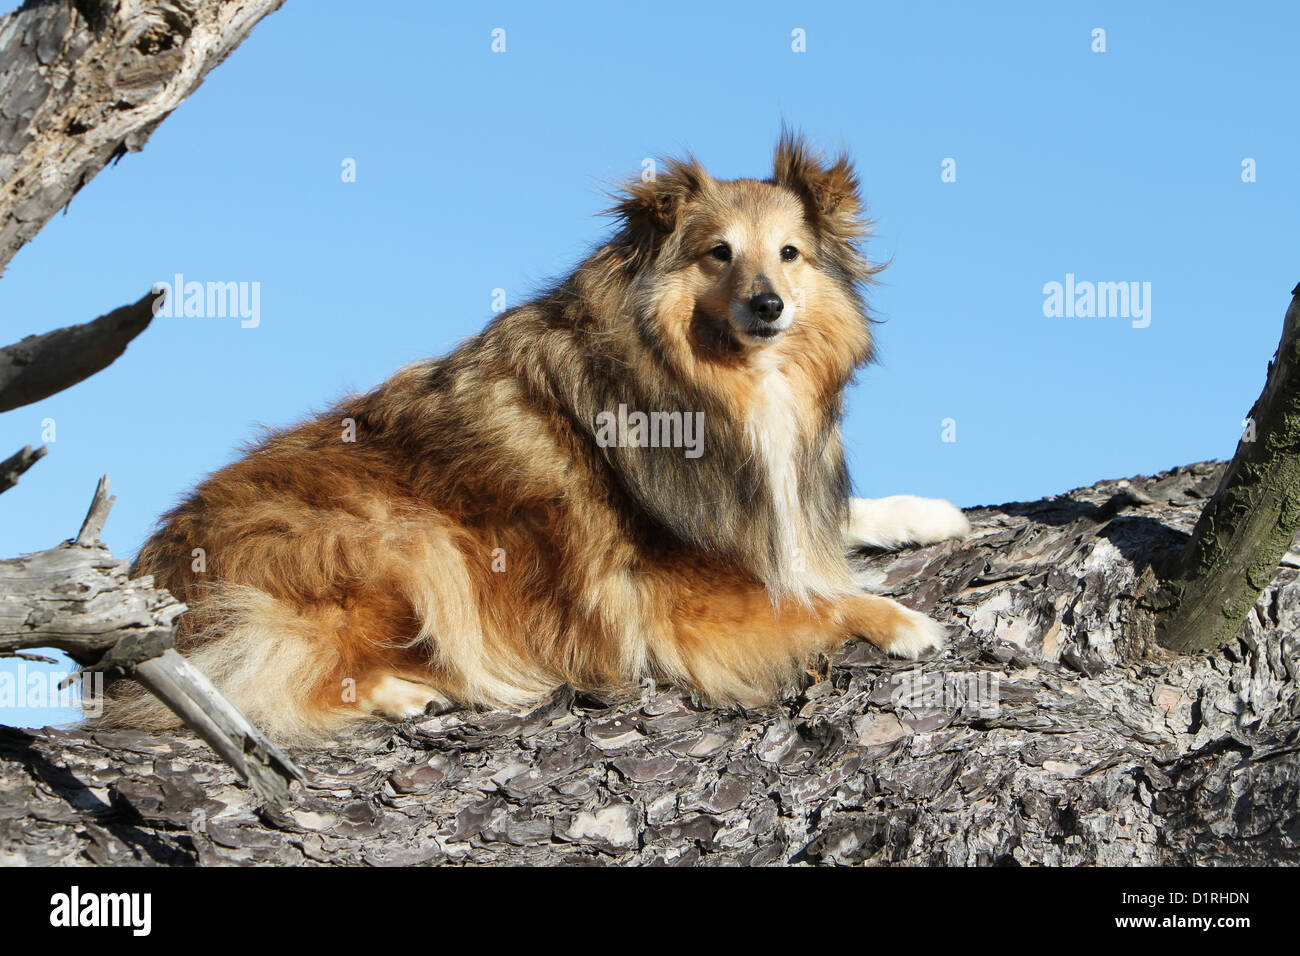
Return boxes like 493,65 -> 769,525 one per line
1155,284 -> 1300,653
2,463 -> 1296,866
0,0 -> 287,276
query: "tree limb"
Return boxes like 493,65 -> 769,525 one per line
0,443 -> 46,494
0,289 -> 159,412
1155,283 -> 1300,653
134,648 -> 304,806
3,462 -> 1297,864
0,0 -> 287,276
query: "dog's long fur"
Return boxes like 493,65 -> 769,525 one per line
99,133 -> 965,743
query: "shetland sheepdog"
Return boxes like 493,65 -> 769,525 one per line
100,133 -> 969,743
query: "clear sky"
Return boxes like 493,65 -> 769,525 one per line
3,1 -> 1297,728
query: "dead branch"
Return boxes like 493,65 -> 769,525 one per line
0,444 -> 46,494
0,290 -> 160,413
134,649 -> 303,806
73,474 -> 114,546
0,0 -> 287,276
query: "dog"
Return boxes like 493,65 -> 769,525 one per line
99,133 -> 970,743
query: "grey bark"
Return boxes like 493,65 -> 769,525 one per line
0,0 -> 287,276
0,502 -> 183,664
2,462 -> 1297,865
1155,283 -> 1300,654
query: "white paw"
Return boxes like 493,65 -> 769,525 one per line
886,607 -> 948,659
361,675 -> 451,722
843,495 -> 971,551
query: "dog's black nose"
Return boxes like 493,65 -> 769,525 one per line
749,292 -> 784,322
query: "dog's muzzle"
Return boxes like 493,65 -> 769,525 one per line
733,292 -> 792,341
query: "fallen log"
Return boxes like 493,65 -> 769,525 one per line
2,463 -> 1296,865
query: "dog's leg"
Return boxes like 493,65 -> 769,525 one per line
842,495 -> 971,551
655,568 -> 947,705
838,591 -> 948,659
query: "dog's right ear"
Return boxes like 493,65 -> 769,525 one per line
604,155 -> 710,239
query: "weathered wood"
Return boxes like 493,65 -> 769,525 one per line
0,443 -> 45,494
0,290 -> 159,413
0,0 -> 287,276
2,462 -> 1296,865
1156,284 -> 1300,653
0,479 -> 303,806
74,473 -> 114,546
0,528 -> 183,664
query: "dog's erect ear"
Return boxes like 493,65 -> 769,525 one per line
604,155 -> 710,238
771,131 -> 866,238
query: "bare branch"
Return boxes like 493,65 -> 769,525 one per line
0,479 -> 304,805
0,444 -> 46,495
134,649 -> 304,806
0,650 -> 59,665
0,0 -> 287,275
0,290 -> 161,413
0,503 -> 185,665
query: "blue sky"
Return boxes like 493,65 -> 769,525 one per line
2,1 -> 1297,728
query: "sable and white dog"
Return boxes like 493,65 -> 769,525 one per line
100,133 -> 969,743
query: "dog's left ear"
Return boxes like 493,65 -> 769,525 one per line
771,132 -> 866,238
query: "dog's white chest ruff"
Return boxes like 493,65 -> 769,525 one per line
745,367 -> 811,592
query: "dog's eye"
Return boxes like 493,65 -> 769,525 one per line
709,244 -> 732,262
780,245 -> 799,262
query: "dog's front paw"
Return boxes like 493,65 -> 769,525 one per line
843,495 -> 971,551
882,605 -> 948,659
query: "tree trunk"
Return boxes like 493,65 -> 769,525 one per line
1156,284 -> 1300,653
3,462 -> 1297,865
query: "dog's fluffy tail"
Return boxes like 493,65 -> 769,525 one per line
92,584 -> 350,744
